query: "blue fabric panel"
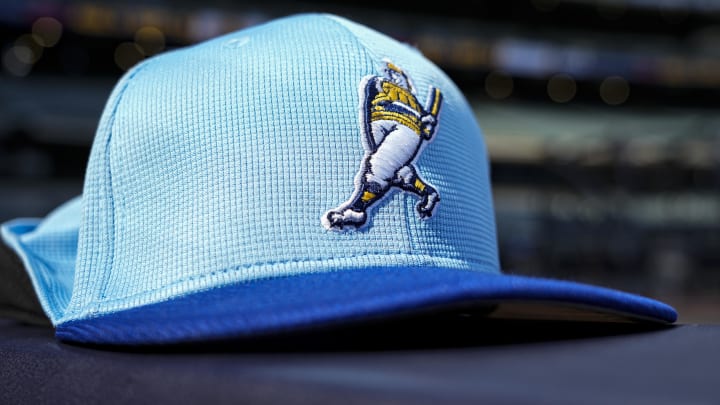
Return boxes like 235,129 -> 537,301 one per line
1,196 -> 81,322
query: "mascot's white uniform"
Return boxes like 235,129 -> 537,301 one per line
323,60 -> 443,231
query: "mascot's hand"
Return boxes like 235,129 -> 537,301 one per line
421,114 -> 437,140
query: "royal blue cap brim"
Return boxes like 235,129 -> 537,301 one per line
56,266 -> 678,345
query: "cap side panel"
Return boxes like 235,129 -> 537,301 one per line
2,220 -> 68,323
96,16 -> 392,310
62,61 -> 154,322
0,195 -> 82,323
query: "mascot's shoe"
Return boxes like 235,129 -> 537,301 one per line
416,191 -> 440,219
324,208 -> 367,230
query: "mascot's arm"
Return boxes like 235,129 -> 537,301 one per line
421,87 -> 443,140
362,77 -> 384,150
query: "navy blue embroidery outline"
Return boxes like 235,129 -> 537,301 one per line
323,59 -> 443,232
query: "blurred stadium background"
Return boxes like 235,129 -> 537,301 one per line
1,0 -> 718,323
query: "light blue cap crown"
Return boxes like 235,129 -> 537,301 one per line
1,13 -> 676,345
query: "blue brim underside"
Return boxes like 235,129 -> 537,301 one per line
56,267 -> 678,345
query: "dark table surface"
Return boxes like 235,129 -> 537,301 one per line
1,314 -> 718,405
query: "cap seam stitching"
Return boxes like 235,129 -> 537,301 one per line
84,254 -> 499,310
97,60 -> 156,302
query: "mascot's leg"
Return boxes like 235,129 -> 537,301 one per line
395,165 -> 440,219
323,165 -> 388,230
324,126 -> 418,230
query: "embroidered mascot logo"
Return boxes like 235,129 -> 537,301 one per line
322,60 -> 443,231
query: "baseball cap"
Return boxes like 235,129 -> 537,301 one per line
1,13 -> 677,345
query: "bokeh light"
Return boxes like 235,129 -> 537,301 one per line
600,76 -> 630,105
14,35 -> 43,64
547,73 -> 577,103
32,17 -> 63,47
114,42 -> 144,71
2,47 -> 31,77
485,70 -> 514,100
134,26 -> 165,56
